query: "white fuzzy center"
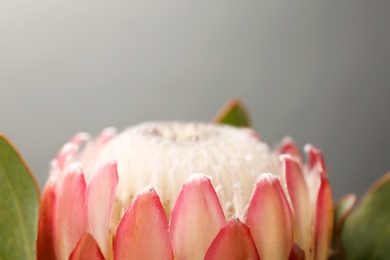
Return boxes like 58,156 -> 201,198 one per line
85,122 -> 281,219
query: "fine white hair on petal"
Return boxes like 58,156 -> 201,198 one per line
188,173 -> 210,183
279,154 -> 291,161
303,143 -> 313,153
59,142 -> 77,155
62,122 -> 283,219
66,163 -> 83,174
259,173 -> 278,185
138,185 -> 155,195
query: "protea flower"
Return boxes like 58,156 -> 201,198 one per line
37,122 -> 333,260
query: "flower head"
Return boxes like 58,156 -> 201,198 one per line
37,122 -> 333,260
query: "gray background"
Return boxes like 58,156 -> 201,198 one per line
1,0 -> 389,200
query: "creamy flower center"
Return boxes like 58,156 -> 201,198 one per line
143,123 -> 216,142
84,122 -> 282,219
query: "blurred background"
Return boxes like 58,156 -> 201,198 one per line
1,0 -> 389,200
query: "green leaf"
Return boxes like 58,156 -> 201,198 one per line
213,99 -> 251,127
0,134 -> 40,260
342,171 -> 390,260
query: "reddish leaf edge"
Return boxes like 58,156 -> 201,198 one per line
358,171 -> 390,205
0,133 -> 41,198
332,171 -> 390,259
212,98 -> 252,126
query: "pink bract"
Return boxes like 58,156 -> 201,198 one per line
37,122 -> 333,260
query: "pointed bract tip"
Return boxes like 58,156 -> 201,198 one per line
279,153 -> 293,161
304,144 -> 327,174
98,160 -> 117,170
303,144 -> 313,153
205,217 -> 260,260
282,136 -> 294,143
247,171 -> 293,260
71,132 -> 90,144
101,127 -> 117,136
188,173 -> 211,183
66,163 -> 84,175
258,173 -> 278,186
170,171 -> 225,259
97,127 -> 117,145
139,185 -> 157,195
